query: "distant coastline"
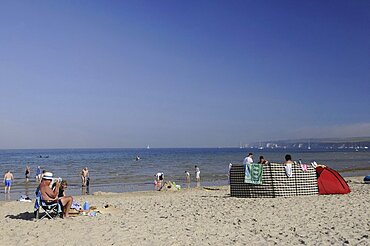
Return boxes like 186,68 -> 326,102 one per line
241,136 -> 370,150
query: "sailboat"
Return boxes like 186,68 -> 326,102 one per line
146,145 -> 150,149
308,139 -> 311,150
258,141 -> 264,150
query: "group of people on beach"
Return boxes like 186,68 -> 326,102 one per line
242,152 -> 295,165
185,165 -> 201,182
154,165 -> 201,190
10,166 -> 88,217
237,152 -> 300,179
4,152 -> 301,196
242,153 -> 270,165
3,165 -> 90,195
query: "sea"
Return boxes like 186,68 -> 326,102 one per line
0,148 -> 369,201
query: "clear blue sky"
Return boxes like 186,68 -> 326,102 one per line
0,0 -> 369,148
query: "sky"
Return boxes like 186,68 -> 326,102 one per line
0,0 -> 369,148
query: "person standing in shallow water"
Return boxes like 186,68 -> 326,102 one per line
81,167 -> 89,187
185,171 -> 190,182
35,166 -> 42,182
4,170 -> 14,194
25,165 -> 31,181
195,166 -> 200,182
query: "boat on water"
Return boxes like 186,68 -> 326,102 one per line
258,141 -> 264,150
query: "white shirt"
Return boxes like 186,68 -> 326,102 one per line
243,156 -> 253,165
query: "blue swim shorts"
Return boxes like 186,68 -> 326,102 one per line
4,180 -> 12,187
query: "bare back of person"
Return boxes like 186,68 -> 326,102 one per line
4,171 -> 13,193
284,160 -> 294,165
39,181 -> 57,201
4,172 -> 13,180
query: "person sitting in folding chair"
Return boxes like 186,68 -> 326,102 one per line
39,172 -> 73,218
34,186 -> 60,220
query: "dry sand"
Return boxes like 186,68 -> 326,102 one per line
0,177 -> 369,246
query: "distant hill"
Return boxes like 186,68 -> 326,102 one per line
245,137 -> 370,150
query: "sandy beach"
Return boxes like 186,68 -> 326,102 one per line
0,177 -> 369,246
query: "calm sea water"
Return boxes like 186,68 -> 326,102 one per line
0,148 -> 369,201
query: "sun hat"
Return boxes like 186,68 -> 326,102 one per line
42,172 -> 54,180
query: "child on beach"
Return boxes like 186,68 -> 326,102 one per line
155,172 -> 164,190
195,166 -> 200,182
185,171 -> 190,182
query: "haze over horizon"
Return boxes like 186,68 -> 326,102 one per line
1,1 -> 369,149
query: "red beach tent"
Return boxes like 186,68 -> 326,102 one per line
316,166 -> 351,195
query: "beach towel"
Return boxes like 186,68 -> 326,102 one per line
18,195 -> 32,202
71,201 -> 80,210
300,164 -> 308,172
244,163 -> 263,185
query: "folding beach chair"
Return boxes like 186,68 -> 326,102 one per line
34,189 -> 62,220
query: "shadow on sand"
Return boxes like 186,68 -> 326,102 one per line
5,211 -> 35,221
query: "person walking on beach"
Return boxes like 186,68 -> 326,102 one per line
195,166 -> 200,182
81,167 -> 89,187
25,165 -> 31,181
3,170 -> 14,193
243,153 -> 254,165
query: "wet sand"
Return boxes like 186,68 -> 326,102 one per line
0,176 -> 369,245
